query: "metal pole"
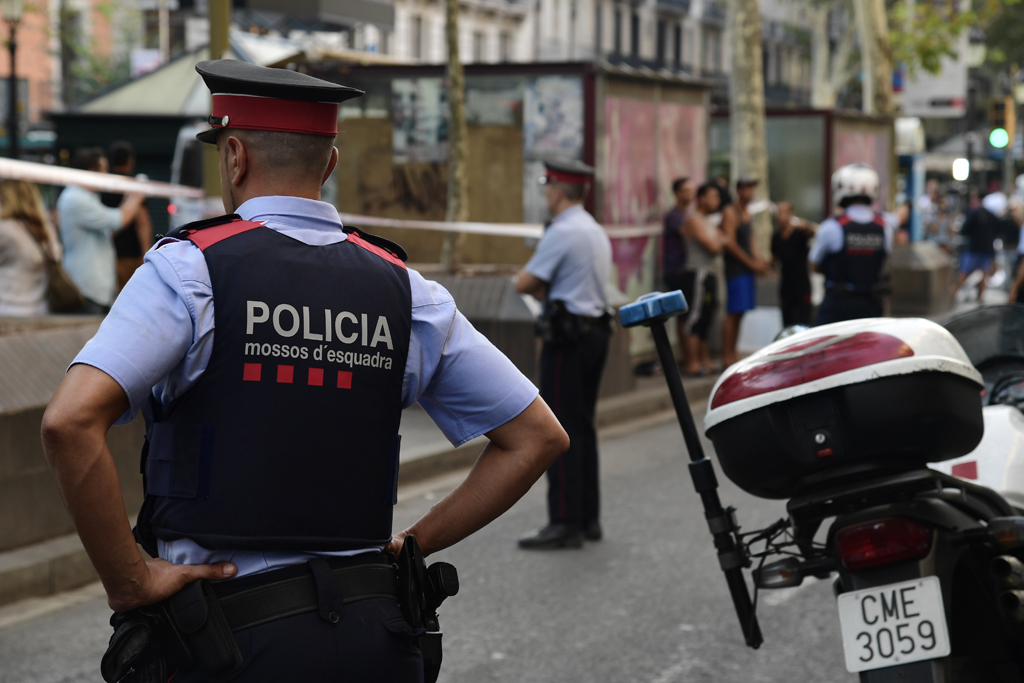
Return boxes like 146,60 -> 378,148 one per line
7,19 -> 17,160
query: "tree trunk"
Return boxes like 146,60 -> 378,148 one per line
854,0 -> 893,115
729,0 -> 771,254
440,0 -> 469,271
809,4 -> 837,109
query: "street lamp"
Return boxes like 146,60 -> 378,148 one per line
1,0 -> 23,160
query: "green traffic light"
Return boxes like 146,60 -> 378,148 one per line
991,128 -> 1010,148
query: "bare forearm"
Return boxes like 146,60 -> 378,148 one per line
42,420 -> 146,602
403,442 -> 556,555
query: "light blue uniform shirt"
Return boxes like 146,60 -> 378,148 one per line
56,185 -> 123,306
73,196 -> 538,576
525,204 -> 611,317
808,205 -> 897,266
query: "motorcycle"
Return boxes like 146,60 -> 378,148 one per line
619,294 -> 1024,683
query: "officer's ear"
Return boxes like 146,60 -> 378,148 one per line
322,147 -> 339,188
223,134 -> 249,187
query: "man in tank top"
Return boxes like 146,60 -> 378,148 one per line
679,182 -> 723,376
722,178 -> 768,367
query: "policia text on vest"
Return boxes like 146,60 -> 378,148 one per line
244,301 -> 397,371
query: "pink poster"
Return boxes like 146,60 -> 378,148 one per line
657,103 -> 708,208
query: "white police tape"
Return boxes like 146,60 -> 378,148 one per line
337,212 -> 662,240
0,157 -> 205,199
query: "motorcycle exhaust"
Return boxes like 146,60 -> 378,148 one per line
990,555 -> 1024,589
998,590 -> 1024,623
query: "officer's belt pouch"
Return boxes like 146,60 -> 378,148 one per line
101,608 -> 168,683
165,580 -> 243,681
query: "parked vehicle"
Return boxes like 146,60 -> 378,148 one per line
621,292 -> 1024,682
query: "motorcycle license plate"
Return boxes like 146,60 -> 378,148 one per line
836,576 -> 951,673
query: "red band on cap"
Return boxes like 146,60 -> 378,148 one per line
545,168 -> 591,184
210,94 -> 339,137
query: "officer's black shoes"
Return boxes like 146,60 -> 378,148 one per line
582,520 -> 603,542
517,524 -> 584,550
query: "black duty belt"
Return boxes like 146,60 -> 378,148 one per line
211,559 -> 399,632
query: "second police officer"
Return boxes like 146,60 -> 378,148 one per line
809,163 -> 896,325
41,61 -> 569,682
515,160 -> 613,550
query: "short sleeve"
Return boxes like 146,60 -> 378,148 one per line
71,242 -> 203,424
524,228 -> 569,283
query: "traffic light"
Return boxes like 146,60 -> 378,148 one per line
989,96 -> 1016,149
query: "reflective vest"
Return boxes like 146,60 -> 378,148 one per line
822,213 -> 887,293
136,215 -> 411,552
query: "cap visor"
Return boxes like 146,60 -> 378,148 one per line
196,127 -> 220,144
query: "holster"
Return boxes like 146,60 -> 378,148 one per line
396,536 -> 460,683
101,581 -> 243,683
163,580 -> 244,682
537,300 -> 612,345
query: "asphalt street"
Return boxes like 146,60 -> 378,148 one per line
0,405 -> 851,683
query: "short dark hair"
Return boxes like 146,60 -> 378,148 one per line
231,130 -> 336,184
108,140 -> 135,169
696,181 -> 720,199
71,147 -> 106,171
839,195 -> 872,209
553,181 -> 587,201
672,177 -> 690,194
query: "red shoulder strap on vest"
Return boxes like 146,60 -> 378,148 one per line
184,219 -> 264,252
872,214 -> 886,227
837,214 -> 852,227
345,231 -> 407,270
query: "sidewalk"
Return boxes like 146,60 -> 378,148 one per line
0,372 -> 716,609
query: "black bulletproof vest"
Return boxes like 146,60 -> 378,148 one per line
822,213 -> 887,292
141,217 -> 411,551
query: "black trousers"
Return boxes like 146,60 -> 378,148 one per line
540,327 -> 610,527
814,291 -> 882,326
171,598 -> 422,682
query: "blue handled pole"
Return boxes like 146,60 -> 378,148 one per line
620,292 -> 763,649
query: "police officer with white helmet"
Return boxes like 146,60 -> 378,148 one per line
41,60 -> 568,682
809,163 -> 897,325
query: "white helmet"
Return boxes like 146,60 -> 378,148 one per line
832,163 -> 879,207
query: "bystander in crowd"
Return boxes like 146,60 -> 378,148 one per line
721,178 -> 768,367
0,180 -> 63,316
57,147 -> 145,314
771,200 -> 816,327
102,141 -> 152,290
956,191 -> 1010,302
663,177 -> 693,366
678,182 -> 723,376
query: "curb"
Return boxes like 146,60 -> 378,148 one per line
0,376 -> 714,611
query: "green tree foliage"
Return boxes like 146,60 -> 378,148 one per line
889,0 -> 1020,76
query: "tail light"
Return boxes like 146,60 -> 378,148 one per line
835,517 -> 932,571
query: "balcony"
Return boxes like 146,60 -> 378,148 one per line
656,0 -> 691,17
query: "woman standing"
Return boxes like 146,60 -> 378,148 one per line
0,180 -> 63,316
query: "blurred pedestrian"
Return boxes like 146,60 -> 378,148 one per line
771,200 -> 816,327
810,163 -> 894,324
516,159 -> 612,550
955,192 -> 1007,302
102,141 -> 153,289
721,178 -> 769,367
679,182 -> 723,376
663,176 -> 693,364
0,180 -> 62,316
57,147 -> 145,314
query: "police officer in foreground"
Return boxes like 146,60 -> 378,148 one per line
809,163 -> 896,325
515,160 -> 612,550
40,60 -> 568,682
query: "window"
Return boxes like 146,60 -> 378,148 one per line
473,31 -> 485,62
630,11 -> 639,58
656,20 -> 666,66
411,15 -> 423,60
703,29 -> 722,73
613,7 -> 622,56
500,31 -> 512,61
673,24 -> 682,68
